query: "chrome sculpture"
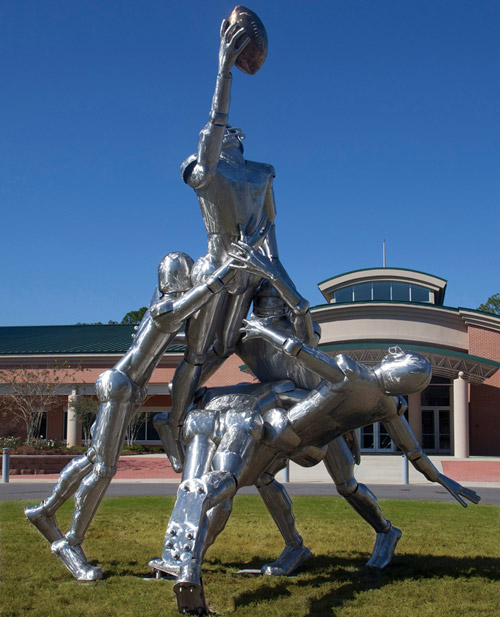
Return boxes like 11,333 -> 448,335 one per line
156,13 -> 299,474
151,270 -> 404,589
24,7 -> 482,615
24,243 -> 263,580
153,317 -> 480,613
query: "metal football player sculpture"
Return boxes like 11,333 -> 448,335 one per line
24,6 -> 481,616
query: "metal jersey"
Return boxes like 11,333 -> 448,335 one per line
184,155 -> 276,238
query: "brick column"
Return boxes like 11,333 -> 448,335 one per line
66,389 -> 82,447
407,392 -> 422,443
453,372 -> 469,458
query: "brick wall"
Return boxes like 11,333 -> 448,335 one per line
468,325 -> 500,455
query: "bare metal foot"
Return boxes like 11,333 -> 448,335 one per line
366,526 -> 402,569
51,538 -> 103,581
25,504 -> 63,543
261,544 -> 312,576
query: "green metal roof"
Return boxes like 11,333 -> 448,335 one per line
317,341 -> 500,369
0,325 -> 185,355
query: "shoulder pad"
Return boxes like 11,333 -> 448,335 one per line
180,154 -> 197,184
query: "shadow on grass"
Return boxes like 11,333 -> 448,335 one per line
229,553 -> 500,615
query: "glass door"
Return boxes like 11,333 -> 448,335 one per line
421,407 -> 451,453
360,422 -> 397,452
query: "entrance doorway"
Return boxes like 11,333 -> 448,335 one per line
360,422 -> 397,452
421,407 -> 451,452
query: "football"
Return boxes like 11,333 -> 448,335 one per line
226,5 -> 268,75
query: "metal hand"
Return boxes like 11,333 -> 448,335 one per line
228,240 -> 277,280
437,473 -> 481,507
240,317 -> 275,342
219,19 -> 250,76
237,214 -> 272,249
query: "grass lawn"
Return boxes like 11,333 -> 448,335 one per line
1,495 -> 499,616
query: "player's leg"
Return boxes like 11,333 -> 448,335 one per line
162,292 -> 227,471
324,438 -> 401,568
51,369 -> 143,580
256,470 -> 312,575
25,452 -> 94,543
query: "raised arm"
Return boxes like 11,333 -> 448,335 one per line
384,413 -> 480,507
188,21 -> 249,185
241,319 -> 345,384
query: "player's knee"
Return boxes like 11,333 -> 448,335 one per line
96,369 -> 141,403
226,408 -> 263,440
255,472 -> 275,488
406,447 -> 423,463
153,412 -> 169,430
184,410 -> 218,443
336,478 -> 358,497
93,463 -> 117,479
184,350 -> 206,365
85,447 -> 97,464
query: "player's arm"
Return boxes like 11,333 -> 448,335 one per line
189,21 -> 249,185
384,413 -> 480,507
241,319 -> 345,384
150,260 -> 235,324
229,240 -> 316,344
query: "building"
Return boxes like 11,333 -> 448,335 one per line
1,267 -> 499,456
312,267 -> 500,456
0,325 -> 244,446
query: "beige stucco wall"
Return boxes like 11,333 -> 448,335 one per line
312,303 -> 468,350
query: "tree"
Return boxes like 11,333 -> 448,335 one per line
121,307 -> 147,325
126,409 -> 148,446
75,320 -> 119,325
0,363 -> 79,445
478,293 -> 500,316
72,396 -> 100,443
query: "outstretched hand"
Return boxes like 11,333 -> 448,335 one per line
219,19 -> 250,75
240,317 -> 274,342
437,473 -> 481,507
229,240 -> 276,279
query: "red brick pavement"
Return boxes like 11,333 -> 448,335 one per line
441,461 -> 500,482
13,456 -> 181,481
115,457 -> 180,479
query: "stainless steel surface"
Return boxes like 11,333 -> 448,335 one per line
24,8 -> 483,614
24,250 -> 246,581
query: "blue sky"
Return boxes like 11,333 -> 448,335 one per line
1,0 -> 499,326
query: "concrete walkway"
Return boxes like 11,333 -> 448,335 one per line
3,453 -> 499,487
2,455 -> 500,504
283,455 -> 500,487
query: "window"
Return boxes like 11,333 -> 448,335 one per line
333,281 -> 431,304
373,281 -> 391,300
334,286 -> 353,303
128,410 -> 162,443
410,284 -> 430,303
353,282 -> 371,302
391,282 -> 409,302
